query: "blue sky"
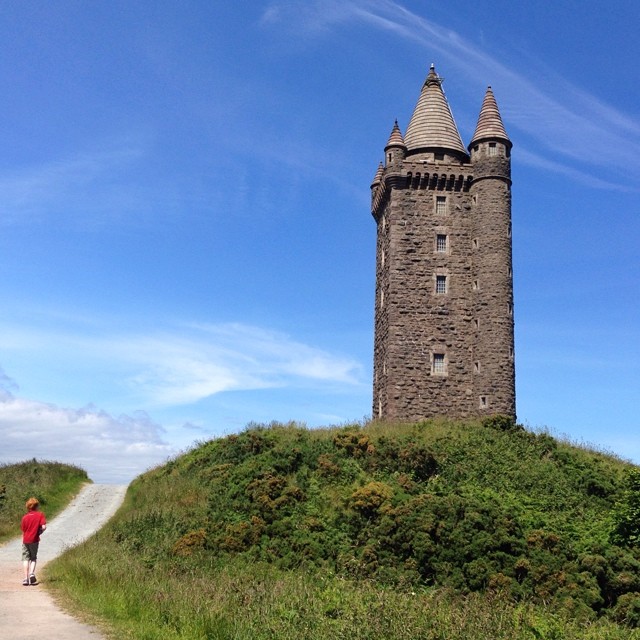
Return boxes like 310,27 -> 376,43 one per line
1,1 -> 639,483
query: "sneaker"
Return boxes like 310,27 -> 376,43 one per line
29,574 -> 37,585
22,579 -> 29,586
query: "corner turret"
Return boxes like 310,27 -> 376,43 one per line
371,162 -> 384,189
384,120 -> 406,168
468,86 -> 515,419
469,86 -> 511,169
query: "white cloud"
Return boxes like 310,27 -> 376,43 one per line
0,141 -> 205,230
260,1 -> 360,34
516,148 -> 633,192
0,145 -> 146,226
351,0 -> 640,172
263,0 -> 640,188
0,392 -> 173,484
102,322 -> 365,406
0,318 -> 364,407
0,320 -> 365,482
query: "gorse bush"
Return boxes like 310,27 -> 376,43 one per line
47,419 -> 640,637
117,420 -> 638,608
611,468 -> 640,546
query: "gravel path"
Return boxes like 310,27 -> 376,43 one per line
0,484 -> 127,639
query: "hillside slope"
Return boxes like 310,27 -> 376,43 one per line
48,420 -> 640,638
0,460 -> 89,544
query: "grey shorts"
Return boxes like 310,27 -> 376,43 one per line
22,543 -> 39,562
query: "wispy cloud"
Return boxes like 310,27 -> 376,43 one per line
0,145 -> 144,225
259,0 -> 360,33
0,141 -> 204,229
262,0 -> 640,188
0,319 -> 365,408
516,148 -> 634,192
111,323 -> 365,406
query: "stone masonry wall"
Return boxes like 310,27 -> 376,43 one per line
372,148 -> 515,421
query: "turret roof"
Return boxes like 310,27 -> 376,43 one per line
371,162 -> 384,187
469,86 -> 510,147
385,120 -> 406,149
404,65 -> 467,156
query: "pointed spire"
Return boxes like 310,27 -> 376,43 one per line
385,120 -> 406,150
404,64 -> 467,156
469,86 -> 510,148
371,162 -> 384,188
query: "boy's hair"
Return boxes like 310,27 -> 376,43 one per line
25,497 -> 39,511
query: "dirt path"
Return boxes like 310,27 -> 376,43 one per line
0,484 -> 127,639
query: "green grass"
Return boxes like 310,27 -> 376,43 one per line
47,554 -> 640,639
0,459 -> 90,543
45,419 -> 640,638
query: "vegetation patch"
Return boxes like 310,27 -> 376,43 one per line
0,459 -> 89,543
46,419 -> 640,638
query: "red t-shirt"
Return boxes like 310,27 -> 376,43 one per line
21,510 -> 46,544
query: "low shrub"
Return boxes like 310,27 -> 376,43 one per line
46,420 -> 640,635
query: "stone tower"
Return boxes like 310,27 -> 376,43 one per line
371,65 -> 515,422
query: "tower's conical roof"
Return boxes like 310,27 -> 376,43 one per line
385,120 -> 406,149
404,65 -> 467,156
371,162 -> 384,187
469,86 -> 510,147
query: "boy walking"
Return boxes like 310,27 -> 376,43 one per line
21,497 -> 46,586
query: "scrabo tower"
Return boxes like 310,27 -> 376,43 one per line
371,65 -> 515,422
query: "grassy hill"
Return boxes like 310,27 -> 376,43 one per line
47,419 -> 640,639
0,460 -> 89,543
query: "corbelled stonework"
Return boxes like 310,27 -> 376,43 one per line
371,65 -> 515,422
